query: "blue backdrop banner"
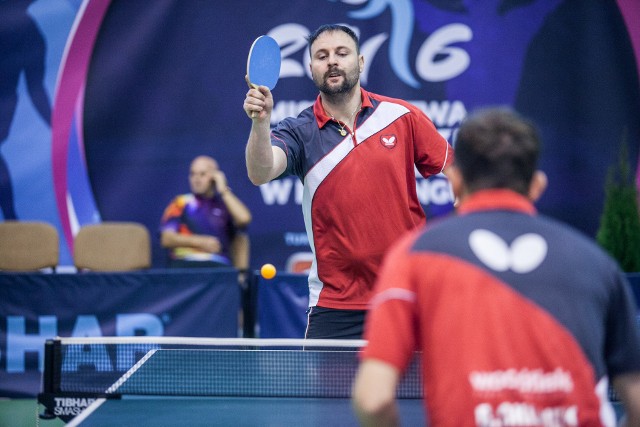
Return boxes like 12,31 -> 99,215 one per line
0,269 -> 240,397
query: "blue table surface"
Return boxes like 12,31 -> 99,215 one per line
67,396 -> 426,427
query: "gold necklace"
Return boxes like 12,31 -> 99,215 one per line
329,103 -> 361,137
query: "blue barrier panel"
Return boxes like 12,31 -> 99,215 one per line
257,273 -> 308,338
0,268 -> 240,397
255,273 -> 640,337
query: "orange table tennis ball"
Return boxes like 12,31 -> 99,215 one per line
261,263 -> 277,279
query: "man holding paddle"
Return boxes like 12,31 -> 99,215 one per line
243,24 -> 453,339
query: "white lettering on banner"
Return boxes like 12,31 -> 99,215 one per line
54,397 -> 95,407
53,397 -> 96,417
268,23 -> 310,80
269,17 -> 472,88
54,406 -> 85,417
4,314 -> 164,373
284,232 -> 309,246
6,316 -> 56,372
70,315 -> 102,337
416,23 -> 473,82
416,178 -> 454,205
261,176 -> 454,206
259,179 -> 294,205
438,128 -> 453,141
412,100 -> 467,128
116,313 -> 163,337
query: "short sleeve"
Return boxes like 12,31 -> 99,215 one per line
361,231 -> 422,372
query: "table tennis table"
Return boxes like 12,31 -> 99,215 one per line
38,337 -> 424,426
66,395 -> 424,426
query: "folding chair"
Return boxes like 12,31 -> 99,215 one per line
0,220 -> 59,272
74,222 -> 151,271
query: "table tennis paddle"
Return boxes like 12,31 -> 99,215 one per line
247,35 -> 281,118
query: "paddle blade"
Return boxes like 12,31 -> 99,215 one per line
247,35 -> 281,90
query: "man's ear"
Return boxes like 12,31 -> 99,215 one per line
528,170 -> 547,202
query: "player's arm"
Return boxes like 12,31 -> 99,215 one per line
160,230 -> 221,254
243,79 -> 286,185
352,359 -> 401,427
246,142 -> 286,186
613,372 -> 640,427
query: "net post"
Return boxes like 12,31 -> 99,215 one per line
242,269 -> 257,338
42,338 -> 59,393
38,338 -> 61,420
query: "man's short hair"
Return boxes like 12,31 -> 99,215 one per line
306,24 -> 360,56
454,107 -> 541,195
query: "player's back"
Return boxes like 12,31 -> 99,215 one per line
410,205 -> 631,426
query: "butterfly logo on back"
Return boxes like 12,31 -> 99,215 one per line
469,229 -> 548,273
380,134 -> 397,149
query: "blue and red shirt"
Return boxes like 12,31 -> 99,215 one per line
271,88 -> 453,309
362,189 -> 640,426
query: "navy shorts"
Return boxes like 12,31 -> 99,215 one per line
305,306 -> 367,339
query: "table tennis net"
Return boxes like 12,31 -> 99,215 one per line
42,337 -> 422,399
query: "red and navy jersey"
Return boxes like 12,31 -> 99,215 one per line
362,190 -> 640,426
271,88 -> 453,309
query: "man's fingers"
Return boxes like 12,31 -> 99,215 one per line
243,77 -> 272,119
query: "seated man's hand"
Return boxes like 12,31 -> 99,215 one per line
196,235 -> 222,253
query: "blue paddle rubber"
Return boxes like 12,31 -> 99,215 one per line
247,35 -> 281,90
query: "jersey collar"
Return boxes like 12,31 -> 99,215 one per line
313,88 -> 374,129
457,189 -> 537,216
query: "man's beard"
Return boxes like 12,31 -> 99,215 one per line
313,66 -> 359,95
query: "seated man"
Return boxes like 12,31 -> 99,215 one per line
160,155 -> 252,269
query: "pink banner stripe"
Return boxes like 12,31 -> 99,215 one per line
51,0 -> 112,250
